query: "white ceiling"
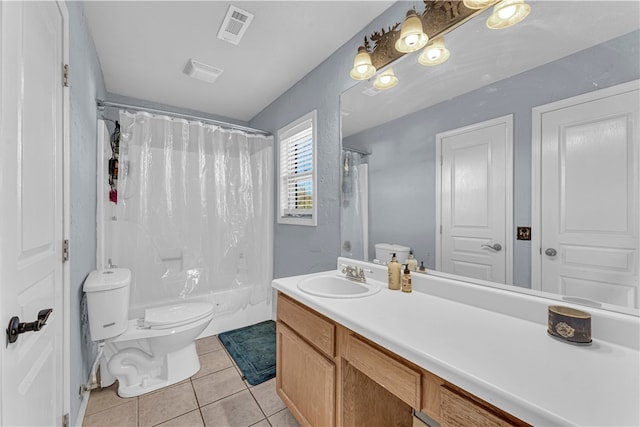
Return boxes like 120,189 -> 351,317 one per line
342,1 -> 640,137
83,1 -> 395,123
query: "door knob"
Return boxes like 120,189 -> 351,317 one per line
545,248 -> 557,257
481,243 -> 502,251
6,309 -> 53,345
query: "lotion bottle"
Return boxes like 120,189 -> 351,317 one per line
387,253 -> 401,290
418,261 -> 427,274
406,250 -> 418,272
402,264 -> 412,293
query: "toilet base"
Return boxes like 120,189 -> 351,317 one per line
112,342 -> 201,398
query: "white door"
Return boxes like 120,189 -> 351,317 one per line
0,1 -> 67,425
437,115 -> 513,284
533,82 -> 639,308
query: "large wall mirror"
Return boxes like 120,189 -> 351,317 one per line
340,1 -> 640,314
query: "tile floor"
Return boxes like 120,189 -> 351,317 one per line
82,335 -> 299,427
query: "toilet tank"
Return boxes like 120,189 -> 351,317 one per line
375,243 -> 411,265
83,268 -> 131,341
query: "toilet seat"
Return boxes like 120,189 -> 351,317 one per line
143,302 -> 214,330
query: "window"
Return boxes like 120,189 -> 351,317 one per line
277,110 -> 317,226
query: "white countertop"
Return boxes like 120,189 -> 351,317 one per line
272,258 -> 640,426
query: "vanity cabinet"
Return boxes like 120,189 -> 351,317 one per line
276,292 -> 529,427
276,294 -> 336,426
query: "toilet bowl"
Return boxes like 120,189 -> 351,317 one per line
84,268 -> 214,397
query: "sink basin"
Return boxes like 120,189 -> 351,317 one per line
297,275 -> 381,298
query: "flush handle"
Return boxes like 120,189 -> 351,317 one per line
481,243 -> 502,252
6,309 -> 53,345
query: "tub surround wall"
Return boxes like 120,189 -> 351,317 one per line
68,2 -> 107,425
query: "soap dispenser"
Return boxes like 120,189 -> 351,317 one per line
418,261 -> 427,274
388,253 -> 401,290
402,264 -> 412,293
406,251 -> 418,272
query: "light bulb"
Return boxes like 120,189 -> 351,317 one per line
418,36 -> 450,66
405,34 -> 419,47
373,68 -> 398,90
395,10 -> 428,53
427,48 -> 441,60
498,4 -> 516,19
486,0 -> 531,29
350,45 -> 376,80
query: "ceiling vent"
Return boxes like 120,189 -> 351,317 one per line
217,5 -> 254,45
362,86 -> 382,97
183,59 -> 224,84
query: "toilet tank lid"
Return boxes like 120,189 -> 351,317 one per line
143,302 -> 214,328
374,243 -> 410,251
84,268 -> 131,292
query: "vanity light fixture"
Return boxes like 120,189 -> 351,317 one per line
418,36 -> 450,66
349,45 -> 376,80
395,10 -> 429,53
486,0 -> 531,29
349,0 -> 532,82
373,68 -> 398,90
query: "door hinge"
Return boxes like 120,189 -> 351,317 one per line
62,413 -> 69,427
62,239 -> 69,263
440,225 -> 443,234
63,64 -> 69,87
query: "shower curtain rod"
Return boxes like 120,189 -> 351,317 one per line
342,146 -> 371,156
96,99 -> 272,136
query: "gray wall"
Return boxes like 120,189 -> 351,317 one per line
68,2 -> 106,425
343,30 -> 640,288
250,2 -> 407,279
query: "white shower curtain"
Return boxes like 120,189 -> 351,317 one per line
114,110 -> 273,317
340,150 -> 368,260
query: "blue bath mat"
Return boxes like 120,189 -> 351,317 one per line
218,320 -> 276,386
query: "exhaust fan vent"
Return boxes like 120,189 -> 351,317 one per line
217,5 -> 254,45
362,86 -> 382,97
184,59 -> 224,84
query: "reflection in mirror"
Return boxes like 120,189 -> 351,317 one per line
340,1 -> 640,314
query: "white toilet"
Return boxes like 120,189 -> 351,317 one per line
374,243 -> 411,265
84,268 -> 214,397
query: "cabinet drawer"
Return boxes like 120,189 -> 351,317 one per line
277,293 -> 335,357
441,387 -> 523,427
345,334 -> 421,409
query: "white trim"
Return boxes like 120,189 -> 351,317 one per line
277,110 -> 318,226
530,79 -> 640,291
59,0 -> 71,423
96,120 -> 109,270
360,163 -> 369,262
435,114 -> 514,284
435,137 -> 442,272
74,346 -> 102,427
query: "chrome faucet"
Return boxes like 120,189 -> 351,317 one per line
341,264 -> 366,283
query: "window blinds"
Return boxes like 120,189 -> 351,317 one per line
280,121 -> 313,217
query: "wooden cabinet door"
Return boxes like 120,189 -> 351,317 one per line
276,322 -> 335,426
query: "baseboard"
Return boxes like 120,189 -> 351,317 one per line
74,348 -> 102,427
74,373 -> 93,427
